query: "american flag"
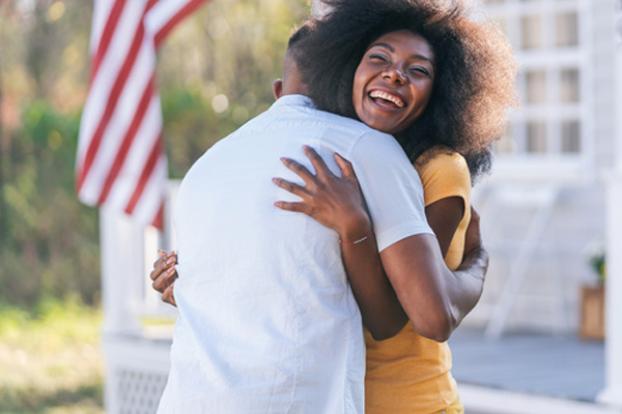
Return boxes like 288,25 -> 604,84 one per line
76,0 -> 207,228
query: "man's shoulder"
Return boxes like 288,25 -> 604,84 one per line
305,108 -> 391,140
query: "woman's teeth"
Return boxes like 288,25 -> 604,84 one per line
369,90 -> 405,108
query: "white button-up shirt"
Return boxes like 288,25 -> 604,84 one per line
158,95 -> 432,413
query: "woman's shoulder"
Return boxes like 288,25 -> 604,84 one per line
415,146 -> 469,178
415,147 -> 472,204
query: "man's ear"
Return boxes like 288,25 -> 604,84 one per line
272,79 -> 283,100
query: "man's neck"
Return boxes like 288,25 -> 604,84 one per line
281,84 -> 308,97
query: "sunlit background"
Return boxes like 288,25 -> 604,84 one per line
0,0 -> 621,413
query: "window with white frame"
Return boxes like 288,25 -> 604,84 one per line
480,0 -> 591,163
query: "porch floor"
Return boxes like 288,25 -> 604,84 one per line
449,328 -> 605,403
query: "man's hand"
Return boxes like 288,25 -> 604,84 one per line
150,250 -> 178,307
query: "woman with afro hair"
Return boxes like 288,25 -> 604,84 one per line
274,1 -> 517,412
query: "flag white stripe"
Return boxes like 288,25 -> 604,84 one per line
146,0 -> 194,35
77,0 -> 147,170
89,0 -> 115,54
132,155 -> 167,225
78,36 -> 155,204
106,97 -> 162,212
77,0 -> 206,227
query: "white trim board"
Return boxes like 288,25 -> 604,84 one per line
459,384 -> 622,414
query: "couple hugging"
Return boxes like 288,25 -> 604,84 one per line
152,0 -> 515,412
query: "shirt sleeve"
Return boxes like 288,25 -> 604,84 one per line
348,130 -> 433,252
416,151 -> 471,208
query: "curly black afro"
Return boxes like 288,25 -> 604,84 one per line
294,0 -> 516,179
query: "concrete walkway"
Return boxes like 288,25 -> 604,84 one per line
449,328 -> 620,413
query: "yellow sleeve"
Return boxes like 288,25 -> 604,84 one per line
415,151 -> 471,208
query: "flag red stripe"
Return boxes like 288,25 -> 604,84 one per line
89,0 -> 126,85
97,73 -> 155,204
77,0 -> 207,226
125,136 -> 162,214
77,3 -> 152,193
154,0 -> 207,47
151,201 -> 164,229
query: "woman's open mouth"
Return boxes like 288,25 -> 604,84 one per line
368,89 -> 406,110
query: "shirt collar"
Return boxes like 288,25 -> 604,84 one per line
270,94 -> 315,110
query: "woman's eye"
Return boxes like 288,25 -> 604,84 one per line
369,54 -> 388,63
409,67 -> 430,77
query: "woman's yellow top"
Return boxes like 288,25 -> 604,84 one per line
365,149 -> 471,414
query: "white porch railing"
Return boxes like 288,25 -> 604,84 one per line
100,183 -> 179,414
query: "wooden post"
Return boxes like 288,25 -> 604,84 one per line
599,0 -> 622,408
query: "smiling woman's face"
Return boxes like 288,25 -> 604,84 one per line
353,30 -> 435,135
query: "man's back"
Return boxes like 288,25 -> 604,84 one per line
158,95 -> 431,413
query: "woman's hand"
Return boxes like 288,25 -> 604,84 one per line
150,250 -> 178,307
273,146 -> 371,242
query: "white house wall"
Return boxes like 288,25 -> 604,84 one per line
464,181 -> 605,332
592,0 -> 618,170
463,0 -> 618,333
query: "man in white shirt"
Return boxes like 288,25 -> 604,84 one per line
157,26 -> 487,414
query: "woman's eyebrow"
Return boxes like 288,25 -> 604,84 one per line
412,54 -> 434,65
369,42 -> 434,64
369,42 -> 394,52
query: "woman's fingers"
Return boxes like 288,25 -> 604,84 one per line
272,178 -> 309,198
162,284 -> 176,307
303,146 -> 333,179
280,157 -> 316,186
334,153 -> 356,179
152,266 -> 178,292
150,251 -> 177,280
166,251 -> 177,266
150,256 -> 167,280
274,201 -> 311,215
153,251 -> 166,270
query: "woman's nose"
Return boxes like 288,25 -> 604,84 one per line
382,67 -> 407,84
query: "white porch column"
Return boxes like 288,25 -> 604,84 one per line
100,205 -> 145,336
601,176 -> 622,408
599,0 -> 622,408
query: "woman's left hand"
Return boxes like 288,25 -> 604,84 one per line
273,146 -> 371,242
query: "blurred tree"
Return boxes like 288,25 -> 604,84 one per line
159,0 -> 308,176
0,0 -> 310,307
0,53 -> 6,247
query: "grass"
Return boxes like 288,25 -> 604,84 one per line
0,298 -> 104,414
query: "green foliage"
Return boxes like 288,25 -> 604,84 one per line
0,298 -> 103,413
589,253 -> 606,284
0,2 -> 310,411
160,0 -> 309,175
1,101 -> 100,306
0,0 -> 309,306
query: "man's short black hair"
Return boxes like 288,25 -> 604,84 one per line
287,22 -> 313,56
